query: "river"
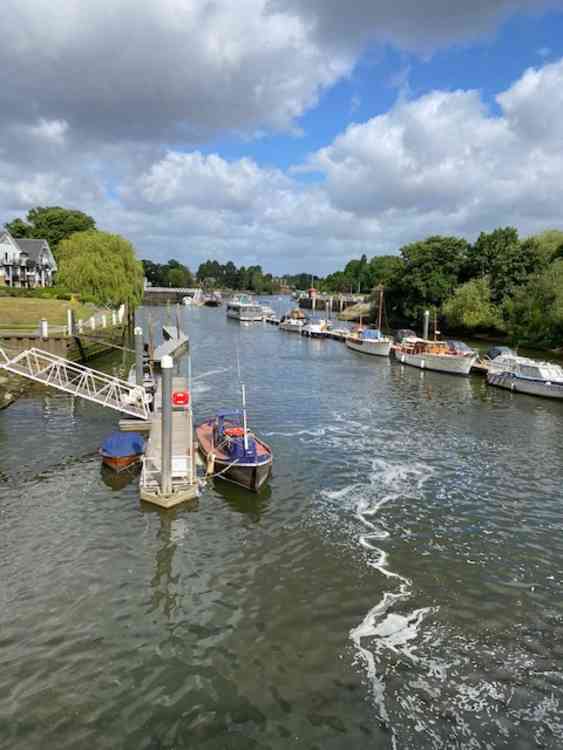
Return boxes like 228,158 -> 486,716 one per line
1,301 -> 562,749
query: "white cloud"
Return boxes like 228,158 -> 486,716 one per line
28,118 -> 69,145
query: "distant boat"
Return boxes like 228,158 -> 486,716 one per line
487,354 -> 563,399
346,286 -> 391,356
226,294 -> 263,322
182,296 -> 192,306
204,292 -> 222,307
99,432 -> 145,472
196,410 -> 273,492
279,308 -> 306,332
261,304 -> 276,320
301,319 -> 330,338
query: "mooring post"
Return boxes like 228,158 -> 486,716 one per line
78,319 -> 83,333
39,319 -> 48,338
112,310 -> 117,326
134,326 -> 144,387
90,316 -> 96,331
66,308 -> 74,336
423,310 -> 430,340
161,355 -> 173,497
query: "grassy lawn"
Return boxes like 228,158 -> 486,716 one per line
0,298 -> 100,330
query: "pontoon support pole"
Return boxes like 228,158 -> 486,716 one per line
423,310 -> 430,340
135,326 -> 144,387
161,355 -> 173,496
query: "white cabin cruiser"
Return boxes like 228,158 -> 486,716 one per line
301,319 -> 330,338
226,295 -> 263,322
487,355 -> 563,399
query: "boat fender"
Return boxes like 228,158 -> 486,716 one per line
206,453 -> 215,476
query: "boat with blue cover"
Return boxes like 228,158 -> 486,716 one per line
99,432 -> 145,472
196,410 -> 273,492
346,327 -> 392,357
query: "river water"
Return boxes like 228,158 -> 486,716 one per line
1,302 -> 562,749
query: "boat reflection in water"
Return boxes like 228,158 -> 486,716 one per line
100,461 -> 141,491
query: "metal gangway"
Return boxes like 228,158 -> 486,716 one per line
0,347 -> 149,420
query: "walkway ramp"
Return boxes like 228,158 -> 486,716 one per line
0,346 -> 149,420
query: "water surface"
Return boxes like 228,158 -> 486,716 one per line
1,302 -> 562,749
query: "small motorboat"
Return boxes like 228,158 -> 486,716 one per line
99,431 -> 145,472
196,410 -> 273,492
301,319 -> 330,338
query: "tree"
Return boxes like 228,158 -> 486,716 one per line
442,278 -> 502,331
467,227 -> 543,303
504,260 -> 563,346
167,265 -> 194,288
397,235 -> 469,319
529,229 -> 563,263
57,230 -> 144,307
5,206 -> 96,255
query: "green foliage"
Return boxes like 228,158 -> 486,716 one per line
0,285 -> 72,300
529,229 -> 563,263
504,260 -> 563,347
442,278 -> 503,331
57,231 -> 144,307
467,227 -> 544,303
5,206 -> 96,255
397,235 -> 469,319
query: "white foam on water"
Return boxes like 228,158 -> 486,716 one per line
346,459 -> 436,733
262,427 -> 327,438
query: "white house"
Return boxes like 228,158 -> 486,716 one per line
0,231 -> 57,288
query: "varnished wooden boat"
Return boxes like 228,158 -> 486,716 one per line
196,412 -> 273,492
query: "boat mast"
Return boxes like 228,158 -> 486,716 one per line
377,285 -> 384,331
241,384 -> 249,451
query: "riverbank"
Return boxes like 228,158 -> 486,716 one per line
0,371 -> 27,409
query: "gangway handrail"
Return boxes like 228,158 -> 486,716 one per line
0,346 -> 149,420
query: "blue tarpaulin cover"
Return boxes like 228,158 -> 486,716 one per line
100,432 -> 145,457
363,329 -> 383,340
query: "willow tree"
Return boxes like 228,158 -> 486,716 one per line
57,230 -> 144,307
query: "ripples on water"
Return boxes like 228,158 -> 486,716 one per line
0,305 -> 562,749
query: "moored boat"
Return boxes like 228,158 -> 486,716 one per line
279,308 -> 305,332
301,319 -> 330,338
226,294 -> 263,322
346,328 -> 392,356
196,411 -> 273,491
394,338 -> 478,376
99,432 -> 145,472
487,354 -> 563,399
204,292 -> 222,307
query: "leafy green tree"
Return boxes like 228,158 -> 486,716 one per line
442,278 -> 502,331
504,260 -> 563,346
6,206 -> 96,255
167,265 -> 194,288
57,230 -> 144,307
397,235 -> 469,319
529,229 -> 563,263
467,227 -> 543,303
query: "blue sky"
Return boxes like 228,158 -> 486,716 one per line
2,1 -> 563,275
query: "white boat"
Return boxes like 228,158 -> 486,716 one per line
261,305 -> 276,320
279,317 -> 304,333
226,294 -> 263,322
487,355 -> 563,399
301,319 -> 330,338
182,296 -> 192,306
394,338 -> 477,376
346,328 -> 392,356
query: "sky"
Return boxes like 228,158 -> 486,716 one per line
2,1 -> 563,276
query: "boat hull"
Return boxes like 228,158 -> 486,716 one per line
100,453 -> 143,472
279,322 -> 303,333
396,351 -> 476,375
346,338 -> 391,357
487,371 -> 563,399
226,310 -> 263,322
195,421 -> 273,492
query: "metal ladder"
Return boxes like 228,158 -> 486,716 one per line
0,347 -> 149,420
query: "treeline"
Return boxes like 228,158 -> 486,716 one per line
143,258 -> 281,294
321,228 -> 563,348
